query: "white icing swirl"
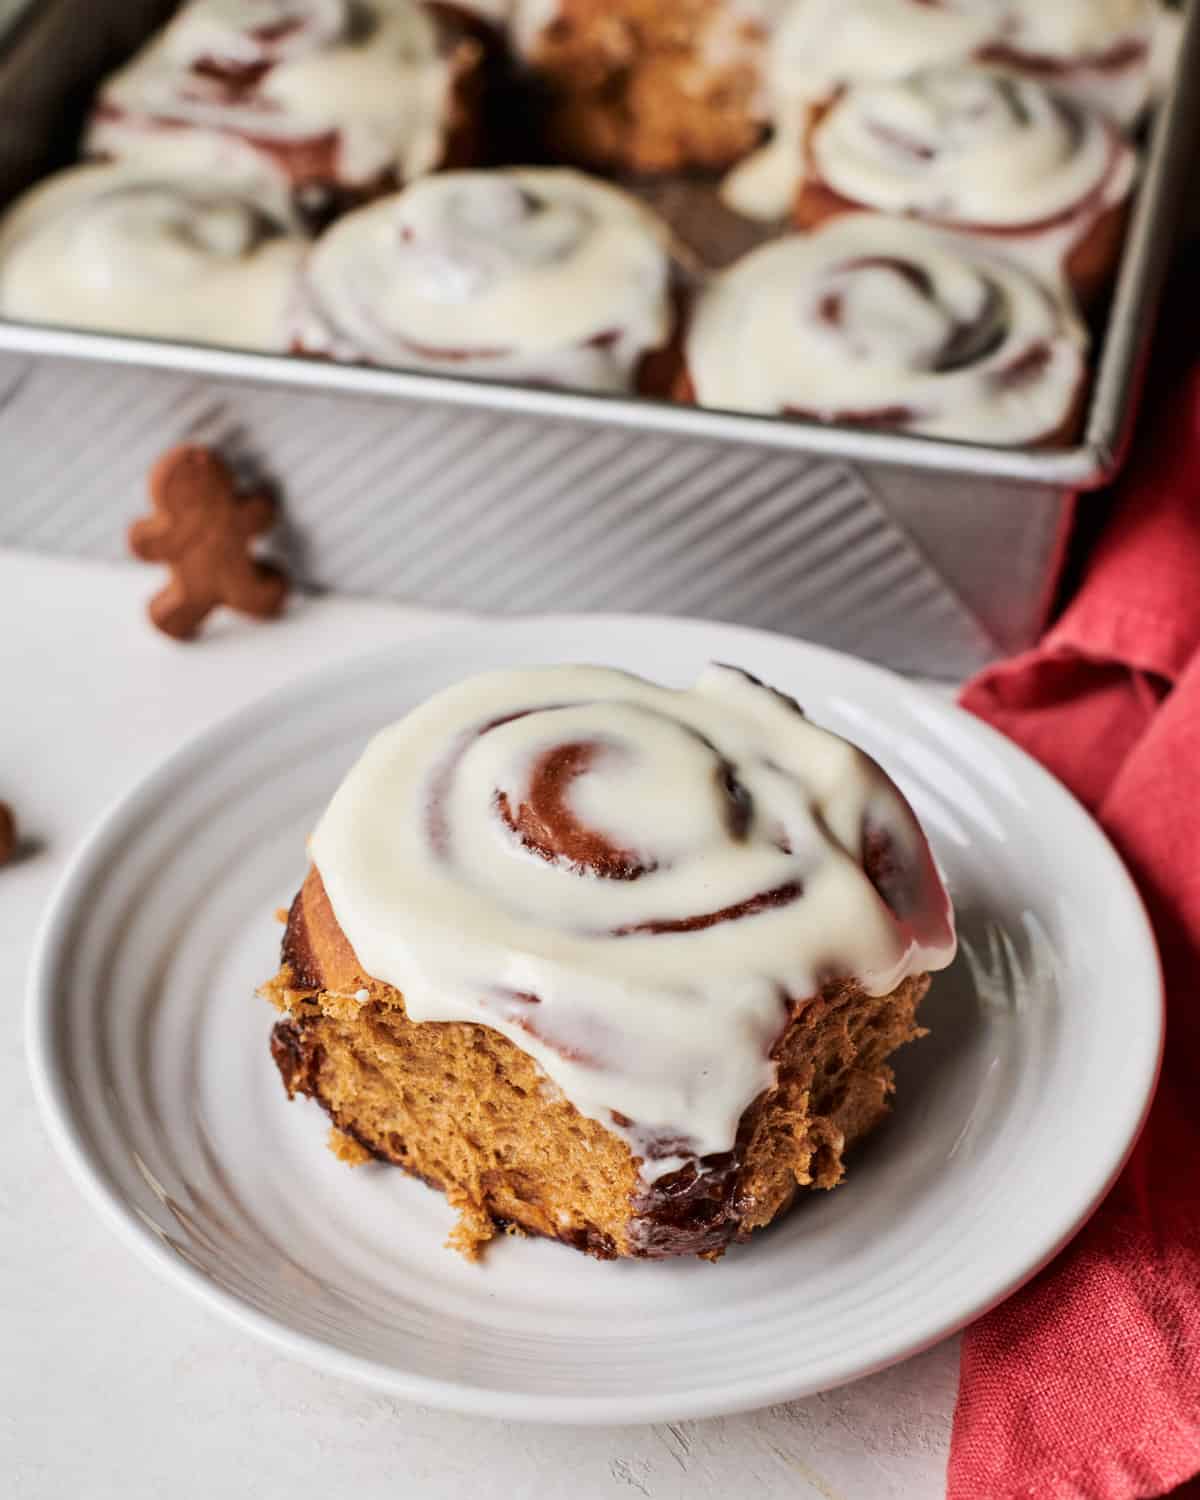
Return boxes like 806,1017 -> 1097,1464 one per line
686,214 -> 1088,445
770,0 -> 1154,119
985,0 -> 1151,63
0,163 -> 305,351
727,0 -> 1155,218
296,168 -> 674,390
87,0 -> 459,202
772,0 -> 992,100
159,0 -> 350,69
809,69 -> 1135,230
310,664 -> 956,1179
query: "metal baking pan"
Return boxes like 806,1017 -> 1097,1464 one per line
0,0 -> 1197,677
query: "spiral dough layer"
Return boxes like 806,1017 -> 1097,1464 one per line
310,664 -> 956,1179
0,163 -> 305,350
295,168 -> 674,390
685,214 -> 1088,445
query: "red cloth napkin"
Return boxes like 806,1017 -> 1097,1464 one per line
946,326 -> 1200,1498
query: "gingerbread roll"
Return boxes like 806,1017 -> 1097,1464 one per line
294,167 -> 678,393
974,0 -> 1159,129
768,0 -> 1156,129
682,214 -> 1089,447
0,163 -> 306,351
727,0 -> 1156,220
267,663 -> 956,1258
85,0 -> 482,229
794,69 -> 1137,305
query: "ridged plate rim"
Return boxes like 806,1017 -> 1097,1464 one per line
26,614 -> 1164,1424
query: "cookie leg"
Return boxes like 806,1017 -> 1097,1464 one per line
225,560 -> 289,622
147,577 -> 217,641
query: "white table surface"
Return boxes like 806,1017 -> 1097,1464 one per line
1,548 -> 959,1500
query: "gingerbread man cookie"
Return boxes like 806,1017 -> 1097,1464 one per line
0,802 -> 15,866
129,445 -> 289,640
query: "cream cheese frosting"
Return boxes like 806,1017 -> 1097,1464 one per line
724,0 -> 1157,218
769,0 -> 1155,124
685,213 -> 1088,445
0,163 -> 305,350
309,663 -> 956,1180
295,168 -> 674,390
87,0 -> 457,205
809,69 -> 1134,232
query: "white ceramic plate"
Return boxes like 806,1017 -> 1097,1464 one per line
27,616 -> 1162,1424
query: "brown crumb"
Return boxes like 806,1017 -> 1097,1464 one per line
328,1126 -> 373,1166
274,907 -> 291,924
445,1188 -> 499,1261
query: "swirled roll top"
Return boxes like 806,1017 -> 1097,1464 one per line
87,0 -> 465,201
725,0 -> 1154,218
769,0 -> 1155,125
296,169 -> 674,389
156,0 -> 352,70
0,164 -> 305,350
685,215 -> 1088,444
809,69 -> 1135,231
310,664 -> 956,1179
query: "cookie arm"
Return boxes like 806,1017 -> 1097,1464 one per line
128,517 -> 176,563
